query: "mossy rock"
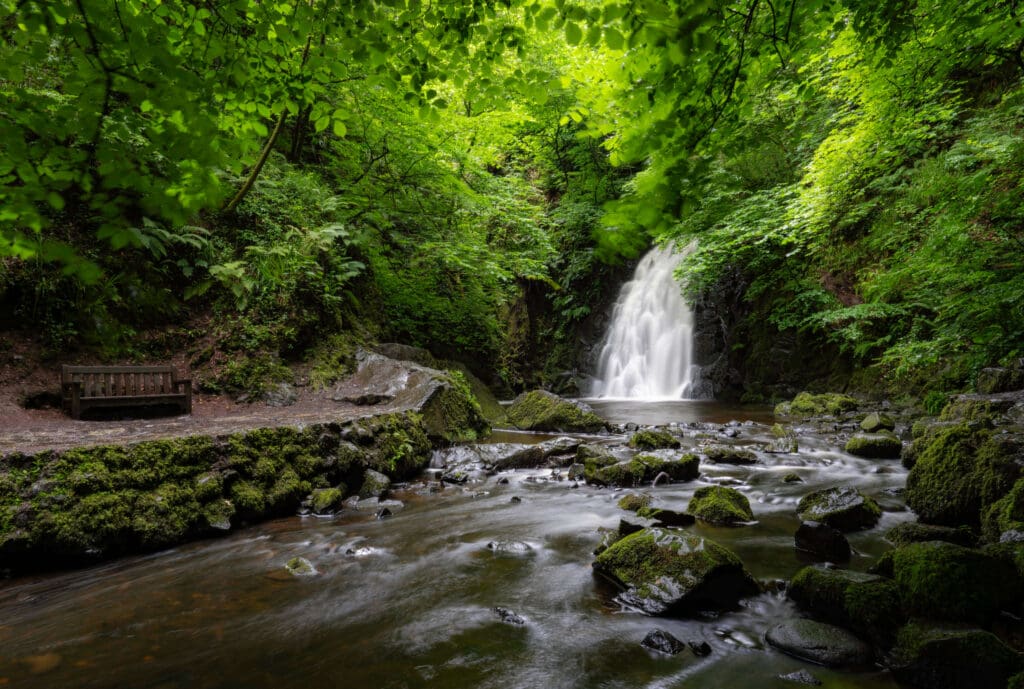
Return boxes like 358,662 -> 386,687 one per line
797,487 -> 881,532
419,369 -> 491,443
310,487 -> 345,515
576,444 -> 618,464
845,432 -> 902,459
981,477 -> 1024,543
591,454 -> 698,487
505,390 -> 605,433
887,541 -> 1022,625
285,556 -> 317,576
635,506 -> 696,527
617,493 -> 652,512
688,486 -> 754,525
788,565 -> 903,647
888,623 -> 1024,689
359,469 -> 391,499
702,445 -> 757,465
201,499 -> 235,531
765,618 -> 873,668
775,392 -> 858,418
593,527 -> 759,615
860,412 -> 896,433
628,430 -> 680,450
905,424 -> 1020,528
885,522 -> 977,548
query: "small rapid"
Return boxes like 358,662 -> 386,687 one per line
591,243 -> 704,400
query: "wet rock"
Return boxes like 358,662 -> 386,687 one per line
375,507 -> 393,519
576,444 -> 619,464
203,499 -> 234,531
765,619 -> 872,667
788,566 -> 903,647
441,470 -> 469,484
478,444 -> 546,470
885,522 -> 976,548
567,463 -> 586,480
493,607 -> 526,626
775,392 -> 858,418
637,506 -> 697,528
510,496 -> 522,504
487,540 -> 534,555
641,629 -> 687,655
976,365 -> 1024,395
688,640 -> 712,656
496,476 -> 509,485
593,527 -> 759,616
860,412 -> 896,433
795,521 -> 850,562
778,669 -> 822,686
783,473 -> 803,483
845,432 -> 902,459
285,557 -> 317,576
343,392 -> 393,406
702,445 -> 757,465
797,487 -> 881,532
505,390 -> 605,433
888,623 -> 1024,689
359,469 -> 391,499
628,429 -> 681,450
589,454 -> 699,487
688,486 -> 754,525
538,436 -> 582,461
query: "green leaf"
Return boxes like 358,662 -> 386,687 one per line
565,22 -> 582,45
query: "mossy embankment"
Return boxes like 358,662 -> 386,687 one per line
0,387 -> 484,575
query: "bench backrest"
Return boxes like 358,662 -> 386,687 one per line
62,365 -> 182,398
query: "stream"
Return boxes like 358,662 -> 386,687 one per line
0,401 -> 910,688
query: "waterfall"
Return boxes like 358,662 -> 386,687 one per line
590,243 -> 703,400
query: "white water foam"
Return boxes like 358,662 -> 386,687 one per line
590,242 -> 705,400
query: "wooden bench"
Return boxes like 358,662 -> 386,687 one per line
61,365 -> 192,419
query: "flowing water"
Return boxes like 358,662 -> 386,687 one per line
0,402 -> 909,689
591,244 -> 705,400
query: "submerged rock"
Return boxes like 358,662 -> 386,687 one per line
593,527 -> 759,616
493,606 -> 526,626
688,486 -> 754,525
765,619 -> 872,667
795,521 -> 850,562
888,623 -> 1024,689
285,557 -> 317,577
505,390 -> 605,433
797,487 -> 881,532
486,540 -> 534,555
641,629 -> 687,655
778,669 -> 822,686
845,432 -> 902,459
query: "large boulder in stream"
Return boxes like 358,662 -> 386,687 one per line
505,390 -> 605,433
797,487 -> 880,532
774,392 -> 858,418
845,432 -> 902,459
628,430 -> 680,450
331,351 -> 490,442
788,566 -> 903,647
593,527 -> 759,616
888,623 -> 1024,689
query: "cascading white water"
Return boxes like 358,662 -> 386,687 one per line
590,242 -> 703,400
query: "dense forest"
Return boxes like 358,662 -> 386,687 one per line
2,0 -> 1023,403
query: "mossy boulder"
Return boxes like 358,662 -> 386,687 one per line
888,623 -> 1024,689
588,454 -> 698,487
775,392 -> 858,418
788,565 -> 903,647
418,369 -> 492,443
860,412 -> 896,433
688,486 -> 754,525
845,432 -> 902,459
904,424 -> 1020,528
797,487 -> 881,532
593,527 -> 759,615
885,522 -> 977,548
881,541 -> 1021,625
576,443 -> 618,464
635,506 -> 696,527
976,366 -> 1024,395
358,469 -> 391,499
702,445 -> 757,465
285,556 -> 317,576
628,430 -> 680,450
505,390 -> 605,432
